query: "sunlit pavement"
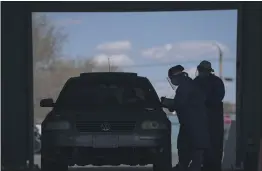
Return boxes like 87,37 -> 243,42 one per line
34,154 -> 178,171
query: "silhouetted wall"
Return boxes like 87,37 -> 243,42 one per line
235,3 -> 262,171
2,3 -> 34,170
1,2 -> 262,171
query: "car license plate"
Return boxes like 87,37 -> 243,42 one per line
93,135 -> 118,148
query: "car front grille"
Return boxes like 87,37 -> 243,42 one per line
75,121 -> 136,133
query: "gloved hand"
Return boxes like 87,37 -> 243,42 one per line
160,97 -> 173,108
160,96 -> 167,103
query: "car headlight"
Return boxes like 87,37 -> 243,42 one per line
141,120 -> 167,130
45,121 -> 70,130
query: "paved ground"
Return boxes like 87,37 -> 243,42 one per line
34,153 -> 178,171
69,167 -> 152,171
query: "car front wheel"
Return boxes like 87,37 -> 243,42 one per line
41,146 -> 68,171
41,157 -> 68,171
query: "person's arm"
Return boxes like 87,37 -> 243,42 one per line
172,83 -> 192,111
161,82 -> 192,111
161,97 -> 175,109
209,76 -> 225,104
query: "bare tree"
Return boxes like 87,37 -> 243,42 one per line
34,60 -> 84,119
88,57 -> 122,72
32,13 -> 123,120
32,13 -> 68,66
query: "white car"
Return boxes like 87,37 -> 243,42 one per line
35,124 -> 42,135
34,124 -> 41,153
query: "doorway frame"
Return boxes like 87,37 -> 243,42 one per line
1,2 -> 261,171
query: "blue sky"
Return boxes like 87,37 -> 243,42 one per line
43,10 -> 237,103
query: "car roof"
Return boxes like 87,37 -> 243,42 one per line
79,72 -> 138,78
63,72 -> 153,90
78,72 -> 144,81
69,72 -> 148,83
56,72 -> 160,104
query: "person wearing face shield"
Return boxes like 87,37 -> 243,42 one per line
194,60 -> 225,171
161,65 -> 210,171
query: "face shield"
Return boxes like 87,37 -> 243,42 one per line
195,68 -> 199,77
166,77 -> 177,90
167,71 -> 183,87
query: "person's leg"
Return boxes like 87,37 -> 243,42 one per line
178,147 -> 192,169
202,115 -> 224,171
211,127 -> 224,171
212,144 -> 223,171
174,126 -> 192,171
201,148 -> 214,171
202,134 -> 223,171
173,147 -> 191,171
188,149 -> 204,171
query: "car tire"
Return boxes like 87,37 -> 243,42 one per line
153,146 -> 172,171
41,146 -> 68,171
41,157 -> 68,171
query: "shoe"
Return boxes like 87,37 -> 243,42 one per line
172,164 -> 180,171
188,166 -> 202,171
172,164 -> 188,171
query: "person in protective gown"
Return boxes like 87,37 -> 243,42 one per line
194,60 -> 225,171
161,65 -> 210,171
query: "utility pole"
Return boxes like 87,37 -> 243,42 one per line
213,43 -> 223,79
108,57 -> 111,72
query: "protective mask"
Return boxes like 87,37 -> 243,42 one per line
171,77 -> 179,86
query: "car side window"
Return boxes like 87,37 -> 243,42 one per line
134,88 -> 146,101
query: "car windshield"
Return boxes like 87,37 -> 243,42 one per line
55,77 -> 160,110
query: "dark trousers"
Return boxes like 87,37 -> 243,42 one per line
177,147 -> 204,171
202,118 -> 224,171
176,124 -> 207,171
189,150 -> 204,171
176,126 -> 192,169
177,146 -> 191,169
177,133 -> 204,171
202,146 -> 223,171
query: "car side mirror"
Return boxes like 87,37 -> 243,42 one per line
40,98 -> 54,107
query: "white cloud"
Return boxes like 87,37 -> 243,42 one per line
96,41 -> 132,52
92,54 -> 134,67
141,41 -> 229,62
